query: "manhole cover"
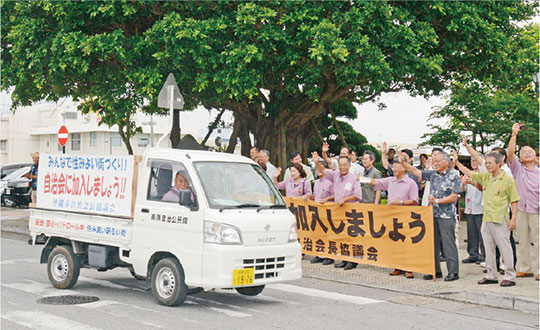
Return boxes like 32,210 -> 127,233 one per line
37,295 -> 100,305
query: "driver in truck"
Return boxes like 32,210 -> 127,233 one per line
162,171 -> 190,203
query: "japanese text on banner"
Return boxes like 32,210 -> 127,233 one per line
284,197 -> 436,275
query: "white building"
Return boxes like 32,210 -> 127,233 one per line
1,98 -> 240,165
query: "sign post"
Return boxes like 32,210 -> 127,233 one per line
157,73 -> 184,147
58,125 -> 68,154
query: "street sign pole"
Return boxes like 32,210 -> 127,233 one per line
156,73 -> 184,148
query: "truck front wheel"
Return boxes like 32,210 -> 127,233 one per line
235,285 -> 265,296
151,258 -> 188,306
47,245 -> 80,289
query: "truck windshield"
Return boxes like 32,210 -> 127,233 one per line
193,162 -> 286,209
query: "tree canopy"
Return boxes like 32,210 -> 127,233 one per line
2,1 -> 537,165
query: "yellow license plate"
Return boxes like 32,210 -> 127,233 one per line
232,268 -> 254,286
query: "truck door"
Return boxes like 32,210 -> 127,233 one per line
132,158 -> 204,285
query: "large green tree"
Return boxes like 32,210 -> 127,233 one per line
2,1 -> 537,166
421,24 -> 539,152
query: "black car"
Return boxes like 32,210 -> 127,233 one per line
1,163 -> 32,179
3,167 -> 32,207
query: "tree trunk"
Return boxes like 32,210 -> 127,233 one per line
170,109 -> 181,149
226,117 -> 241,153
201,109 -> 225,145
238,121 -> 251,157
118,126 -> 134,155
329,107 -> 347,147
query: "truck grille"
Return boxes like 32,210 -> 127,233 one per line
242,257 -> 285,280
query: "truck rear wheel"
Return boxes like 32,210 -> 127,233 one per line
47,245 -> 80,289
151,258 -> 188,306
235,285 -> 265,296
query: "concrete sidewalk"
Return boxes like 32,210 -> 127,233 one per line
2,210 -> 538,313
302,220 -> 539,314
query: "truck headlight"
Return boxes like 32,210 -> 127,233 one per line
288,224 -> 298,242
204,221 -> 243,245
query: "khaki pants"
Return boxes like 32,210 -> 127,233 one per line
31,190 -> 37,204
516,211 -> 539,274
482,221 -> 516,281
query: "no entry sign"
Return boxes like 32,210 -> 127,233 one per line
58,125 -> 68,146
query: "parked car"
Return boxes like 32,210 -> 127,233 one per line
3,166 -> 32,207
1,163 -> 32,179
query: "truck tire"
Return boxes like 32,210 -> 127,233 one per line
235,285 -> 265,296
47,245 -> 80,289
151,258 -> 188,306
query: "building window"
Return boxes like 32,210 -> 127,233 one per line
89,132 -> 97,147
110,132 -> 122,147
138,134 -> 149,147
71,133 -> 81,151
0,140 -> 6,151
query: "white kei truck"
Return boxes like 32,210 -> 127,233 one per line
29,149 -> 302,306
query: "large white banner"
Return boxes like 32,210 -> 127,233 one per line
37,153 -> 134,217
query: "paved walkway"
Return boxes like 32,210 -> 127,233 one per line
1,208 -> 538,313
302,219 -> 539,313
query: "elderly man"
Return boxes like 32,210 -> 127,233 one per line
283,151 -> 314,182
455,151 -> 519,286
313,151 -> 362,270
360,150 -> 382,204
401,152 -> 461,281
162,172 -> 191,203
508,123 -> 539,281
257,149 -> 276,179
368,159 -> 419,278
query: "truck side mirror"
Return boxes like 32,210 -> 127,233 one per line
178,190 -> 193,207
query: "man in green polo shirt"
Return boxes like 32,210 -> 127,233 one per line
454,151 -> 519,287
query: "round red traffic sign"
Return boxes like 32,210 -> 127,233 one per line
58,125 -> 69,146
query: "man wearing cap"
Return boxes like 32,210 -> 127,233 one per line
25,152 -> 39,204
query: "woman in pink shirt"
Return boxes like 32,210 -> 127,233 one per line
273,163 -> 312,199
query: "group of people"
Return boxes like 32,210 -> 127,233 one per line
251,122 -> 539,286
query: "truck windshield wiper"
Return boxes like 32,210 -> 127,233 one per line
256,204 -> 288,212
219,203 -> 261,212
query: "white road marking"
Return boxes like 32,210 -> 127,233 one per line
78,276 -> 146,292
267,283 -> 383,305
2,280 -> 77,297
0,258 -> 38,265
257,294 -> 301,305
190,295 -> 265,315
2,310 -> 101,330
79,300 -> 119,309
208,307 -> 251,318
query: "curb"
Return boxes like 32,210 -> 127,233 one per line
301,263 -> 538,314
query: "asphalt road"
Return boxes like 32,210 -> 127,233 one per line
1,232 -> 538,330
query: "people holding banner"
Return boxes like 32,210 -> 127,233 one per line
313,151 -> 362,270
507,123 -> 539,281
454,151 -> 520,287
309,161 -> 335,265
400,152 -> 461,281
369,158 -> 419,278
274,164 -> 312,199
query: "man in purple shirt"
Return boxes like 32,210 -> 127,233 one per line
508,123 -> 539,280
309,162 -> 334,264
369,160 -> 419,278
313,151 -> 362,270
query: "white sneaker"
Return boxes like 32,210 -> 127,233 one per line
480,262 -> 486,267
500,263 -> 506,271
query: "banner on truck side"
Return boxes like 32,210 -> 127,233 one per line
284,197 -> 436,275
37,153 -> 134,217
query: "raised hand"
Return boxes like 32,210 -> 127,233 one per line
461,134 -> 468,146
381,141 -> 387,153
512,123 -> 521,136
311,151 -> 320,163
322,142 -> 330,153
274,167 -> 282,178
